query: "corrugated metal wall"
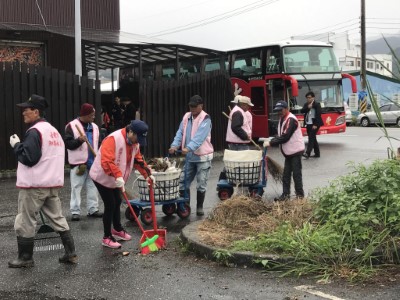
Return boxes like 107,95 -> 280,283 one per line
0,0 -> 119,29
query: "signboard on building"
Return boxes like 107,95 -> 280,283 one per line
348,93 -> 358,111
0,42 -> 44,65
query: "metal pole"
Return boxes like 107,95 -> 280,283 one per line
75,0 -> 82,76
360,0 -> 366,90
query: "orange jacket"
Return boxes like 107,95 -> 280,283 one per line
100,128 -> 151,179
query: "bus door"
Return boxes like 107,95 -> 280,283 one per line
264,75 -> 287,136
248,80 -> 268,138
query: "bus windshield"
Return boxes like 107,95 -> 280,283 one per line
283,46 -> 339,73
293,80 -> 344,111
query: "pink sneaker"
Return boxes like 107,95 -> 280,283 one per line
102,236 -> 121,249
111,228 -> 132,241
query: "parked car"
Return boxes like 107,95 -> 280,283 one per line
357,103 -> 400,127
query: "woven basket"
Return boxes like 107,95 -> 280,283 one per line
136,169 -> 181,201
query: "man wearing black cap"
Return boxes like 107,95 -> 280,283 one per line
8,94 -> 77,268
64,103 -> 103,221
263,100 -> 305,201
168,95 -> 214,216
90,120 -> 155,249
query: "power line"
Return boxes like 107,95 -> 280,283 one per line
148,0 -> 279,37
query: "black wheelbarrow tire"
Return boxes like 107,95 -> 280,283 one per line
176,202 -> 191,219
125,205 -> 141,222
162,203 -> 177,216
140,208 -> 153,225
218,187 -> 233,200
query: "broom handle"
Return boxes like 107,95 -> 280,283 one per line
75,124 -> 97,157
121,189 -> 150,238
148,183 -> 159,232
222,111 -> 262,151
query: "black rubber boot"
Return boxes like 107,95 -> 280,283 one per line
196,191 -> 205,216
8,237 -> 34,268
58,230 -> 78,264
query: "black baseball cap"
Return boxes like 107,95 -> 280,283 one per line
188,95 -> 203,107
17,94 -> 48,110
273,100 -> 288,111
128,120 -> 148,146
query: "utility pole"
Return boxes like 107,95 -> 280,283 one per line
75,0 -> 82,77
360,0 -> 366,90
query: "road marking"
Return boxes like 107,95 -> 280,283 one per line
294,285 -> 347,300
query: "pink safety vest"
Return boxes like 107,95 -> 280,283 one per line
226,105 -> 251,143
181,110 -> 214,156
278,113 -> 305,156
89,130 -> 139,188
16,121 -> 65,188
66,118 -> 99,164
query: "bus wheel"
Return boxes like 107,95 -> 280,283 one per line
361,117 -> 370,127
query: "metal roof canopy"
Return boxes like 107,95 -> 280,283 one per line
0,23 -> 224,73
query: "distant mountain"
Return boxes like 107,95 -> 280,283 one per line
366,36 -> 400,54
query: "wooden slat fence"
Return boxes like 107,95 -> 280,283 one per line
0,62 -> 100,170
140,71 -> 233,158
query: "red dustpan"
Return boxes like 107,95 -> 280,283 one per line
139,183 -> 167,254
122,188 -> 165,254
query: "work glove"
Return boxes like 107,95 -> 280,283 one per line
115,177 -> 125,192
147,175 -> 156,186
263,141 -> 270,148
10,134 -> 20,148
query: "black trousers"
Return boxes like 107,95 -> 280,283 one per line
282,155 -> 304,197
93,181 -> 124,238
306,124 -> 320,156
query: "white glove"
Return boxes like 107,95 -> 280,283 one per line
10,134 -> 20,148
263,141 -> 270,148
147,175 -> 156,186
115,177 -> 125,192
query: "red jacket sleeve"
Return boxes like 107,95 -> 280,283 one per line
100,136 -> 123,178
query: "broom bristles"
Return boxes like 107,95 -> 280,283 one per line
140,235 -> 162,254
266,156 -> 283,183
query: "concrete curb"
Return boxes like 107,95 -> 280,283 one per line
180,220 -> 291,267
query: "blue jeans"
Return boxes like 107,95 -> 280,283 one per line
179,160 -> 211,193
70,166 -> 99,215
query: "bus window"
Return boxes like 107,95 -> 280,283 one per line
296,81 -> 342,108
283,46 -> 339,73
232,50 -> 262,76
205,57 -> 223,72
266,46 -> 281,73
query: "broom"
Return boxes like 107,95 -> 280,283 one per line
34,211 -> 64,252
121,189 -> 164,254
222,111 -> 283,183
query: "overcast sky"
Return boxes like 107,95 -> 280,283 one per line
120,0 -> 400,50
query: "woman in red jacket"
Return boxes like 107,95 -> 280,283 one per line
90,120 -> 154,248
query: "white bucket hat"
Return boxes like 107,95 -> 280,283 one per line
237,95 -> 254,107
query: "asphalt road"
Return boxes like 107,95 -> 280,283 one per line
0,127 -> 399,300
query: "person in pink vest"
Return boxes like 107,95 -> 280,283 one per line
64,103 -> 102,221
168,95 -> 214,216
90,120 -> 155,249
263,100 -> 305,201
8,95 -> 77,268
226,95 -> 254,150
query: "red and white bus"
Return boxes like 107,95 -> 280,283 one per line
226,40 -> 358,138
